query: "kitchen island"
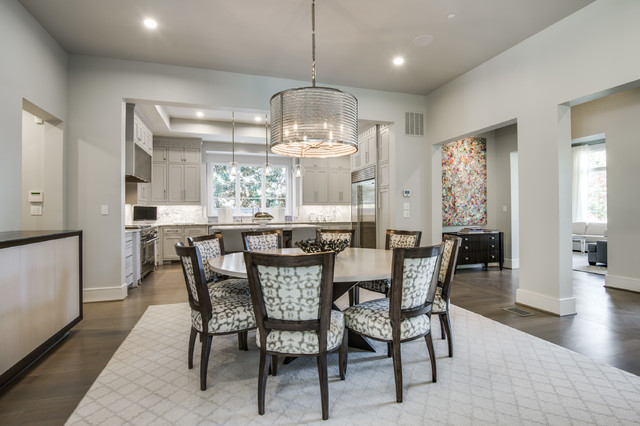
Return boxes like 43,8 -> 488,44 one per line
0,230 -> 82,390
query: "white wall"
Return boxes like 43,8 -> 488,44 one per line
0,0 -> 67,232
425,0 -> 640,315
66,56 -> 428,301
571,86 -> 640,292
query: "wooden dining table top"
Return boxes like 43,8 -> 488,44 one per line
208,247 -> 393,283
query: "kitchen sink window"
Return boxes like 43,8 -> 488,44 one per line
209,163 -> 288,215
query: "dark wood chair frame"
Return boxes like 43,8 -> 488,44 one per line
315,228 -> 356,247
241,229 -> 283,251
187,232 -> 229,281
175,242 -> 256,391
347,244 -> 443,403
244,251 -> 348,420
437,234 -> 462,357
352,229 -> 422,305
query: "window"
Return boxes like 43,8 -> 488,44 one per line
209,163 -> 288,215
572,143 -> 607,223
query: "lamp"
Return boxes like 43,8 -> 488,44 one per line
263,115 -> 272,176
228,112 -> 239,177
269,0 -> 358,158
294,159 -> 305,178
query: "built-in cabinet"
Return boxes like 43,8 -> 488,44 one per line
302,156 -> 350,205
352,126 -> 377,171
151,138 -> 202,205
133,112 -> 153,155
159,225 -> 209,262
125,104 -> 153,204
377,126 -> 390,246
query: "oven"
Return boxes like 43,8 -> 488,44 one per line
140,227 -> 158,278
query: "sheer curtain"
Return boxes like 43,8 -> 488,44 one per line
572,145 -> 589,222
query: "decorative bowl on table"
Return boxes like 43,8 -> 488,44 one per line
295,238 -> 350,255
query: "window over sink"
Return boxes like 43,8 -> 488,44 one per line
208,163 -> 289,216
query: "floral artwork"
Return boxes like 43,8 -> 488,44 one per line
442,137 -> 487,226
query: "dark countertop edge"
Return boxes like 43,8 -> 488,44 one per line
0,230 -> 82,250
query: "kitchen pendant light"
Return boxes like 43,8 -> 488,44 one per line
228,112 -> 239,177
294,159 -> 305,178
269,0 -> 358,158
263,115 -> 272,176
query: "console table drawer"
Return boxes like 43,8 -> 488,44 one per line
443,231 -> 504,270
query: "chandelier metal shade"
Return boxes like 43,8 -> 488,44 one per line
269,0 -> 358,159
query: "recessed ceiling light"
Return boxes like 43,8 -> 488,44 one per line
143,18 -> 157,29
448,13 -> 456,19
196,111 -> 204,118
413,35 -> 434,47
393,57 -> 404,66
255,116 -> 262,122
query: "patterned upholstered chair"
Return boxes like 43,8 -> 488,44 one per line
344,244 -> 443,403
316,228 -> 356,248
241,229 -> 283,251
355,230 -> 422,301
433,234 -> 461,357
244,251 -> 347,420
188,233 -> 250,298
175,243 -> 256,391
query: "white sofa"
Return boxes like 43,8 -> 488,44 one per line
572,222 -> 607,249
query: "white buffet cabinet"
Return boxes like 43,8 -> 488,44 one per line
0,231 -> 82,389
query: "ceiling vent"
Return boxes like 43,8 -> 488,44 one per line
405,112 -> 424,136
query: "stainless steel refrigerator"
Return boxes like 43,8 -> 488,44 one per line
351,166 -> 376,248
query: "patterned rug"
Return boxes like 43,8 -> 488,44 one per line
66,303 -> 640,425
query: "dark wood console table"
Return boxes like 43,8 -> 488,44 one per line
443,231 -> 504,270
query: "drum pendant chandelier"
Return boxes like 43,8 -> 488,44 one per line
269,0 -> 358,158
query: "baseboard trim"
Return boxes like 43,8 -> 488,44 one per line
605,274 -> 640,293
83,283 -> 128,302
515,288 -> 576,316
504,258 -> 519,269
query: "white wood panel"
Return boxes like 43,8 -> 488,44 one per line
184,164 -> 200,202
168,164 -> 185,202
0,247 -> 22,373
20,241 -> 57,355
55,236 -> 80,325
151,163 -> 167,203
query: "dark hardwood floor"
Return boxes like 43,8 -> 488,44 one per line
0,263 -> 638,425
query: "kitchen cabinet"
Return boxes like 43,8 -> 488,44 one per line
302,156 -> 350,205
125,232 -> 134,286
352,127 -> 377,171
151,137 -> 202,205
133,113 -> 153,155
160,225 -> 209,262
125,182 -> 150,205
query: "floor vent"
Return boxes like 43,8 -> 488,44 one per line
502,307 -> 535,317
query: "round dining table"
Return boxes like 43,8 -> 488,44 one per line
209,247 -> 393,352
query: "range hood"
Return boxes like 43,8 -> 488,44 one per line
125,103 -> 152,183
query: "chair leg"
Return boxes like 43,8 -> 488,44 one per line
349,286 -> 360,305
188,328 -> 197,369
339,330 -> 348,380
200,335 -> 213,391
271,355 -> 278,376
391,339 -> 403,403
387,342 -> 392,358
317,353 -> 329,420
442,312 -> 453,357
258,351 -> 270,415
240,330 -> 248,351
425,332 -> 437,383
439,314 -> 446,339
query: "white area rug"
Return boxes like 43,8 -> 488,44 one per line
66,303 -> 640,425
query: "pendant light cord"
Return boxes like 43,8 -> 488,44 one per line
311,0 -> 316,88
265,114 -> 269,163
232,111 -> 235,163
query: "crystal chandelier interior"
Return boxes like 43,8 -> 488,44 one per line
269,0 -> 358,158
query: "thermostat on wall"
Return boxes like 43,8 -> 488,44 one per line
28,191 -> 44,203
403,189 -> 411,197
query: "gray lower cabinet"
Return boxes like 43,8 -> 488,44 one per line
161,225 -> 209,262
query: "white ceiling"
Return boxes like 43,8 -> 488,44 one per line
19,0 -> 594,141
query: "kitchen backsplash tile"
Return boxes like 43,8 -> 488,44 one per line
297,205 -> 351,222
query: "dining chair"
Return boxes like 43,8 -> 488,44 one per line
244,250 -> 347,420
175,242 -> 256,391
355,229 -> 422,302
433,234 -> 461,357
188,233 -> 250,298
343,244 -> 443,403
316,228 -> 356,247
241,229 -> 283,251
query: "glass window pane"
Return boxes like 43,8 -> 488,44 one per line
587,169 -> 607,222
265,167 -> 287,208
212,165 -> 235,209
239,166 -> 262,211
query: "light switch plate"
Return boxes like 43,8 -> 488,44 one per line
101,205 -> 109,215
30,205 -> 42,216
403,210 -> 410,218
403,202 -> 410,210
